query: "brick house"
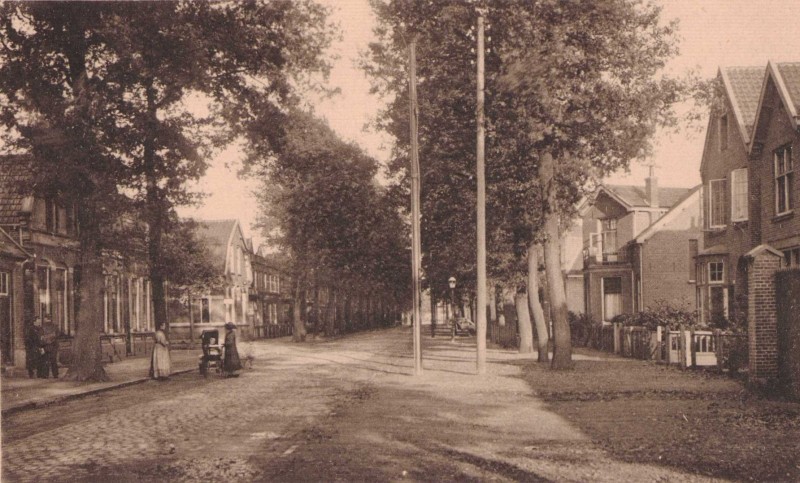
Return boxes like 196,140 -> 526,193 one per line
694,66 -> 764,325
0,156 -> 158,370
745,61 -> 800,380
627,185 -> 703,313
581,175 -> 695,323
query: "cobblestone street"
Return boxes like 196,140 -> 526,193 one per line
4,327 -> 767,482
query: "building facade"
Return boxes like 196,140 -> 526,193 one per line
694,66 -> 763,325
581,177 -> 695,323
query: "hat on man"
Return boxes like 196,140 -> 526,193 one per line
225,322 -> 236,330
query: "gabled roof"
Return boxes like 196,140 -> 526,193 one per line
632,185 -> 702,244
719,66 -> 765,143
194,219 -> 242,272
0,155 -> 36,225
750,61 -> 800,155
601,184 -> 692,210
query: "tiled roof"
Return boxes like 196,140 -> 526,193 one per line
195,219 -> 237,271
604,184 -> 692,209
775,62 -> 800,115
722,66 -> 764,140
0,155 -> 36,225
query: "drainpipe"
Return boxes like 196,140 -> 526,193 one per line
638,243 -> 644,312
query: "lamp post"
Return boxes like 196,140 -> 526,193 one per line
449,276 -> 456,342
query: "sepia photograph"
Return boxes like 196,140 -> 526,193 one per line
1,1 -> 799,481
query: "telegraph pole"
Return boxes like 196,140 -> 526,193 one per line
475,10 -> 487,375
409,35 -> 423,375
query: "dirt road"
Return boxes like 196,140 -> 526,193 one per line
4,326 -> 789,482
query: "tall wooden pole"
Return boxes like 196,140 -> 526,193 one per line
409,36 -> 423,375
475,12 -> 487,375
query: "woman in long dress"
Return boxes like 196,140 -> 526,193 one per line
223,322 -> 242,377
150,326 -> 171,380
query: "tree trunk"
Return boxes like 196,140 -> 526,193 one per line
64,18 -> 107,382
325,285 -> 336,337
528,243 -> 550,363
515,292 -> 534,353
144,78 -> 168,333
292,275 -> 306,342
67,251 -> 109,381
540,151 -> 572,369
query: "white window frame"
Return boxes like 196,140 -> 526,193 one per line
730,168 -> 748,222
783,247 -> 800,268
708,179 -> 727,228
708,261 -> 724,284
774,145 -> 793,216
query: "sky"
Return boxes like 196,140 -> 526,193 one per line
179,0 -> 800,249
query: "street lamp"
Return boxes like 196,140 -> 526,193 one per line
449,276 -> 456,341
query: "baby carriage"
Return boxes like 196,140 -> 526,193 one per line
198,329 -> 223,377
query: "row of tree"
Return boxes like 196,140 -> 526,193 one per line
362,0 -> 695,368
247,110 -> 411,341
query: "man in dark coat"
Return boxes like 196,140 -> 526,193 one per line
39,320 -> 59,378
24,323 -> 41,378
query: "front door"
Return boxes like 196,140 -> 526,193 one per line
0,270 -> 13,364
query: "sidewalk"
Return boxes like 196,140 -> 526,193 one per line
1,349 -> 200,415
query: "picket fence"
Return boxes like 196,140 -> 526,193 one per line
601,323 -> 747,371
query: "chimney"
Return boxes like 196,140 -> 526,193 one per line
645,164 -> 659,207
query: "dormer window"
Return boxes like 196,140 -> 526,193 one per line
719,113 -> 728,151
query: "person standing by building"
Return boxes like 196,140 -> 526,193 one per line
149,325 -> 171,380
24,322 -> 41,378
39,318 -> 59,378
223,322 -> 242,377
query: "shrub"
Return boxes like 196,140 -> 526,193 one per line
568,311 -> 598,347
609,300 -> 697,331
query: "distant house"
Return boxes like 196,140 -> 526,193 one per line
250,247 -> 293,338
626,185 -> 703,313
580,173 -> 697,323
171,219 -> 253,340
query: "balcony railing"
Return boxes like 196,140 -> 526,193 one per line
583,246 -> 629,265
